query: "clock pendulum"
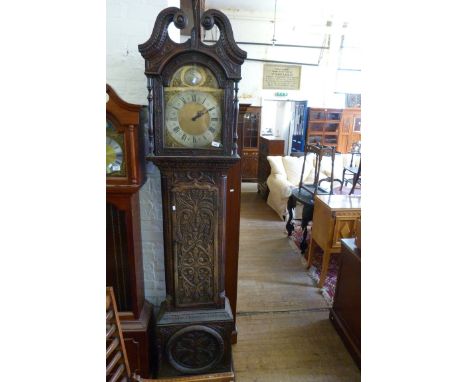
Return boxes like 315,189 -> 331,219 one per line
138,1 -> 246,378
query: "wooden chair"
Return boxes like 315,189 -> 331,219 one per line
348,161 -> 361,195
106,287 -> 235,382
298,143 -> 340,197
107,287 -> 132,382
340,146 -> 361,193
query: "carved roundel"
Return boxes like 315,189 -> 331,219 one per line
166,325 -> 224,374
201,13 -> 214,30
173,11 -> 188,29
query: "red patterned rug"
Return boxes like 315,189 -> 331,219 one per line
289,226 -> 339,305
287,186 -> 358,304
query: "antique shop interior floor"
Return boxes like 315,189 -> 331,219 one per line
232,183 -> 360,382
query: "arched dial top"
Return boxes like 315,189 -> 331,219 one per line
164,64 -> 223,149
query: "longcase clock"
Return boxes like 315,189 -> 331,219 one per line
106,84 -> 152,377
138,2 -> 246,378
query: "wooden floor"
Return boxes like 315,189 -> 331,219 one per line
232,183 -> 360,382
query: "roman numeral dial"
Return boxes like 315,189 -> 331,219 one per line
165,90 -> 222,149
106,136 -> 124,175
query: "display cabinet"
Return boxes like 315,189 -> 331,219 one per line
257,136 -> 285,200
241,106 -> 261,181
337,108 -> 361,153
306,107 -> 361,153
306,108 -> 343,148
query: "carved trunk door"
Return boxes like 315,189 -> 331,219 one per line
171,173 -> 220,308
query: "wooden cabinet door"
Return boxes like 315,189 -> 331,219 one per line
338,108 -> 361,153
241,150 -> 259,180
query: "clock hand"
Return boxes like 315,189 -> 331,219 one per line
191,107 -> 215,121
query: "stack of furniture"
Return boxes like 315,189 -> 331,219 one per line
306,107 -> 361,154
285,144 -> 339,251
329,237 -> 361,368
257,136 -> 285,200
240,106 -> 261,181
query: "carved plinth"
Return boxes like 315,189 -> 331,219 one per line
154,299 -> 234,377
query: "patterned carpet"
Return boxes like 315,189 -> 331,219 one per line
289,226 -> 339,305
288,186 -> 359,304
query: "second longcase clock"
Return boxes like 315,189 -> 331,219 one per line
106,84 -> 152,377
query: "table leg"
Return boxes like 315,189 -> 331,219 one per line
299,203 -> 314,253
286,194 -> 296,236
306,238 -> 317,269
318,249 -> 331,288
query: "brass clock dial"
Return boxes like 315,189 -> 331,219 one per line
106,137 -> 124,174
165,90 -> 222,148
106,119 -> 126,177
164,65 -> 223,149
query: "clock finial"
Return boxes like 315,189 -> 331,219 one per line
191,0 -> 201,44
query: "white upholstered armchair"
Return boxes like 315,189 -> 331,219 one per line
265,154 -> 351,220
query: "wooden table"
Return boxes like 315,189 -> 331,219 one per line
306,194 -> 361,287
329,238 -> 361,368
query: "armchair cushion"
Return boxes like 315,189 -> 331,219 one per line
266,173 -> 293,199
267,156 -> 287,177
282,155 -> 316,185
319,155 -> 344,179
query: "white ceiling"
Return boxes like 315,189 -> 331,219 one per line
206,0 -> 328,15
205,0 -> 359,24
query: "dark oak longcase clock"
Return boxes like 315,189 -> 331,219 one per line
106,84 -> 152,377
138,2 -> 246,378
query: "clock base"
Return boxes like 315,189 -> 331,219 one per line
120,300 -> 154,378
153,298 -> 235,378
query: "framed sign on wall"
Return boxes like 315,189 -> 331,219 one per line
263,64 -> 301,90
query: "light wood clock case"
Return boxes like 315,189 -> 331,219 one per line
106,84 -> 152,377
138,2 -> 246,378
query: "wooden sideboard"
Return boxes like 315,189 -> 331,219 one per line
329,238 -> 361,368
257,136 -> 285,200
306,194 -> 361,287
